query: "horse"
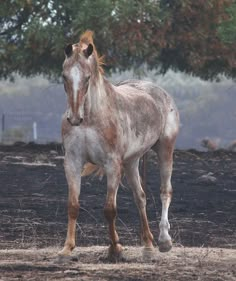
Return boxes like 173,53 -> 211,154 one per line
59,30 -> 179,259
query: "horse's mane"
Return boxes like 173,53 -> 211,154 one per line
79,30 -> 105,74
79,30 -> 94,46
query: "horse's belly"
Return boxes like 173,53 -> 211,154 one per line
122,127 -> 160,160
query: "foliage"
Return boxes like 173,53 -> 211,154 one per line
217,2 -> 236,43
0,0 -> 235,80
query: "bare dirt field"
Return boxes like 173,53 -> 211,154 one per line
0,144 -> 235,280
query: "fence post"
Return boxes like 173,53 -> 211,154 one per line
33,121 -> 38,142
1,114 -> 5,142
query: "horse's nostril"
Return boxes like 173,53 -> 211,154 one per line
67,117 -> 73,125
67,116 -> 83,126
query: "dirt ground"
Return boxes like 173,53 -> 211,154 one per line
0,144 -> 235,280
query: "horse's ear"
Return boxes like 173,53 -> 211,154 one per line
65,44 -> 73,57
83,43 -> 93,58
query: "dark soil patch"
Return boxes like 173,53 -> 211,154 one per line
0,144 -> 236,280
0,144 -> 235,250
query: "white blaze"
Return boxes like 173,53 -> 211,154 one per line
70,66 -> 81,105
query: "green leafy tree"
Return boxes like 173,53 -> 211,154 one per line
157,0 -> 236,79
218,2 -> 236,43
0,0 -> 235,80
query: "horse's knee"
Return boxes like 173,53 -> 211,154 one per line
134,189 -> 146,209
68,200 -> 79,219
104,204 -> 117,222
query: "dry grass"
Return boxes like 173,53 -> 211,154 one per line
0,246 -> 235,281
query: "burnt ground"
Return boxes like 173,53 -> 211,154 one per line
0,144 -> 235,280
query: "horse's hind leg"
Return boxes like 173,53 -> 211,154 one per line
124,159 -> 154,250
152,134 -> 177,252
59,154 -> 81,256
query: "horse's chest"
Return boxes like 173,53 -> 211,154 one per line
63,126 -> 105,164
83,128 -> 108,164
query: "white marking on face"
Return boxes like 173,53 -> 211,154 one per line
78,95 -> 85,119
70,66 -> 81,105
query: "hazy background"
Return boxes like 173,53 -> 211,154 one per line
1,1 -> 235,149
0,71 -> 235,149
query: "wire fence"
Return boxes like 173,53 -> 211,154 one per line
0,112 -> 62,144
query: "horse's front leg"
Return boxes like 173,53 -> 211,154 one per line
103,162 -> 122,260
59,154 -> 82,256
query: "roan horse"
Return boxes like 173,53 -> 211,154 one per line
60,31 -> 179,259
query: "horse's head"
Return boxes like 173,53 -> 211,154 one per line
62,30 -> 102,126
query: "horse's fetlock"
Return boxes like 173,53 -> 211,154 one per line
159,220 -> 170,230
143,232 -> 154,245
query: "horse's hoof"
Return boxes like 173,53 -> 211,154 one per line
158,240 -> 172,252
142,246 -> 155,261
108,243 -> 124,262
58,247 -> 72,256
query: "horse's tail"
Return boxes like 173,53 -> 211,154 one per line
141,153 -> 147,193
81,162 -> 104,178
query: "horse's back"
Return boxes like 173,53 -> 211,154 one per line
117,79 -> 179,140
116,79 -> 176,110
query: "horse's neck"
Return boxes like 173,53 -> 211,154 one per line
85,75 -> 112,121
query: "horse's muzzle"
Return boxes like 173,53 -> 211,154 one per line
67,116 -> 83,126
